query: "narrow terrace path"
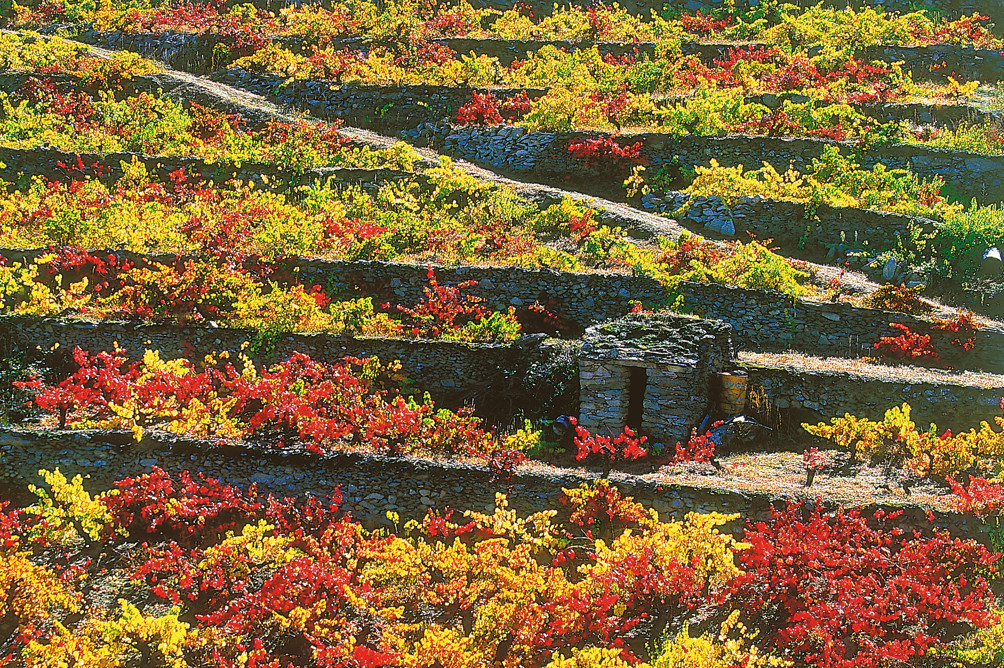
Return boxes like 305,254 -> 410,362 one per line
78,38 -> 882,282
76,39 -> 693,245
59,37 -> 1004,374
106,41 -> 1003,312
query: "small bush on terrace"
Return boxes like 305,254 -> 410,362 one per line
655,234 -> 810,297
676,147 -> 954,220
803,399 -> 1004,478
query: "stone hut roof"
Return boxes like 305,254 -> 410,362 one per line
579,312 -> 734,366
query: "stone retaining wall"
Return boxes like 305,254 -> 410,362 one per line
678,281 -> 1004,373
456,0 -> 1004,28
0,144 -> 654,236
237,0 -> 1004,29
745,363 -> 1004,431
299,261 -> 666,327
641,191 -> 936,268
212,71 -> 546,130
4,311 -> 999,448
77,30 -> 1004,83
3,254 -> 1002,374
213,70 -> 998,141
74,31 -> 724,75
818,0 -> 1004,24
404,123 -> 1004,205
59,35 -> 1004,204
0,145 -> 417,191
79,30 -> 224,75
0,428 -> 985,541
199,68 -> 1004,206
0,317 -> 578,418
0,250 -> 665,330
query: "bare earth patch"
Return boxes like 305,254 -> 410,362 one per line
644,450 -> 952,512
520,449 -> 952,513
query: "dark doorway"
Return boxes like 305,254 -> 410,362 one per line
626,366 -> 647,431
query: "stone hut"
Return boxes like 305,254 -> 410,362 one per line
578,312 -> 736,446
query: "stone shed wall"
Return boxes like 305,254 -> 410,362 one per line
577,360 -> 712,445
577,315 -> 736,444
642,363 -> 711,445
578,360 -> 634,433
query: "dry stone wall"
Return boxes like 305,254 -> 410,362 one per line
746,363 -> 1004,431
656,135 -> 1004,207
455,0 -> 1004,27
402,123 -> 1004,205
212,70 -> 546,129
0,316 -> 568,410
77,30 -> 226,75
187,67 -> 1004,206
233,0 -> 1004,27
3,254 -> 1002,373
216,70 -> 999,140
0,428 -> 984,541
0,145 -> 416,191
58,35 -> 1004,206
678,281 -> 1004,372
770,98 -> 998,128
784,0 -> 1002,24
3,310 -> 1000,453
0,250 -> 665,330
78,29 -> 1004,83
76,31 -> 731,73
579,361 -> 710,443
641,191 -> 937,268
296,260 -> 666,327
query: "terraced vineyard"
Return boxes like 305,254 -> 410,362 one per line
2,1 -> 1004,666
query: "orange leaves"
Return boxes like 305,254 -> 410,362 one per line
874,312 -> 981,364
874,322 -> 939,360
